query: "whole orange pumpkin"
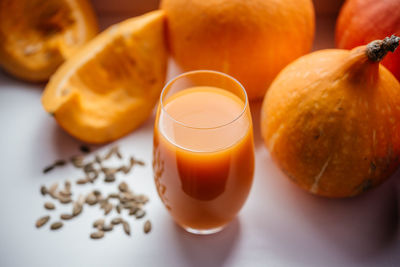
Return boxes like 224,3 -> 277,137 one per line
336,0 -> 400,81
161,0 -> 315,100
261,36 -> 400,198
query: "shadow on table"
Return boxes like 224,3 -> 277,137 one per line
256,147 -> 400,264
172,218 -> 241,267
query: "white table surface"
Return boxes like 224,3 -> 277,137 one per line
1,14 -> 400,267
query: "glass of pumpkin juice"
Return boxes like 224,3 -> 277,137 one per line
153,70 -> 254,234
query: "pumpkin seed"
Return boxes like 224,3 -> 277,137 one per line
102,224 -> 113,232
122,221 -> 130,236
129,207 -> 139,216
118,182 -> 128,192
130,156 -> 145,166
95,155 -> 102,164
60,213 -> 74,220
59,196 -> 72,204
43,165 -> 55,174
114,146 -> 122,159
116,204 -> 121,214
35,216 -> 50,228
144,220 -> 151,234
93,219 -> 105,229
50,221 -> 63,230
87,170 -> 99,181
72,202 -> 83,216
108,193 -> 120,199
40,185 -> 47,196
83,163 -> 95,173
48,182 -> 59,199
59,189 -> 72,197
135,209 -> 146,219
102,167 -> 117,176
104,147 -> 116,160
37,144 -> 150,240
71,155 -> 85,168
120,166 -> 131,174
76,178 -> 89,185
90,231 -> 104,239
85,193 -> 97,205
104,203 -> 113,215
111,217 -> 123,225
135,195 -> 149,204
104,174 -> 115,183
44,202 -> 55,210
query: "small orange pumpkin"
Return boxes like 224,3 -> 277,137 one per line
261,36 -> 400,198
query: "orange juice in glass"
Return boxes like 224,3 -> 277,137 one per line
153,70 -> 254,234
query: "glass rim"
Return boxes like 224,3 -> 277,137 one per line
159,70 -> 248,130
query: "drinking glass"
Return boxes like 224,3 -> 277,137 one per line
153,70 -> 254,234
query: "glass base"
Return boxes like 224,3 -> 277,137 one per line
183,225 -> 225,235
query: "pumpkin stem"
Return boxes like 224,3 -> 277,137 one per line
366,35 -> 399,62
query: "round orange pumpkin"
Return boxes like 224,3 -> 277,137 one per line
336,0 -> 400,81
161,0 -> 315,100
261,36 -> 400,198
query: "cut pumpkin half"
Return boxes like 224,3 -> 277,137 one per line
42,10 -> 168,144
0,0 -> 98,82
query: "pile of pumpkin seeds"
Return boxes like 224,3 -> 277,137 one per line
35,145 -> 152,239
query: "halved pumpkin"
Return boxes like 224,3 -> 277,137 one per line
0,0 -> 98,82
41,10 -> 168,144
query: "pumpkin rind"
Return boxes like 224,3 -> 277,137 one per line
0,0 -> 98,82
41,10 -> 168,144
161,0 -> 315,100
336,0 -> 400,81
261,45 -> 400,198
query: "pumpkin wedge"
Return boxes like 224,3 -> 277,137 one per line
42,10 -> 168,144
0,0 -> 98,82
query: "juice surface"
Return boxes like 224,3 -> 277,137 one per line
153,86 -> 254,231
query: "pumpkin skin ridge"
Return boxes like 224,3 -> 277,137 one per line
261,45 -> 400,198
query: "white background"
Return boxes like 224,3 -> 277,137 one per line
0,3 -> 400,267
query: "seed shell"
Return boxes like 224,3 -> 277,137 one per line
93,218 -> 105,229
122,221 -> 130,236
76,178 -> 89,185
104,203 -> 113,215
50,221 -> 63,230
144,220 -> 152,234
111,218 -> 123,225
90,231 -> 104,239
44,202 -> 55,210
60,213 -> 74,220
135,209 -> 146,219
40,185 -> 47,196
43,165 -> 55,174
102,224 -> 113,232
72,202 -> 83,216
35,216 -> 50,228
118,182 -> 128,192
85,193 -> 97,205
